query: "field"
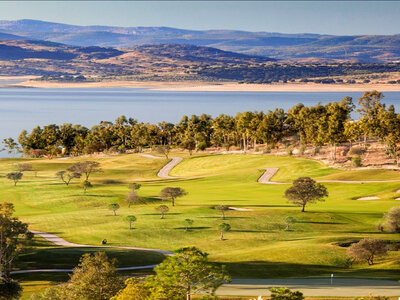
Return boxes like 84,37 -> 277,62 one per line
1,153 -> 400,297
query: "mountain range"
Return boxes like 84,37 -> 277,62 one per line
0,19 -> 400,62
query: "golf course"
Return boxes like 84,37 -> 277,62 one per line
1,152 -> 400,298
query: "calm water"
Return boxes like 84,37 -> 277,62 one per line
1,88 -> 400,156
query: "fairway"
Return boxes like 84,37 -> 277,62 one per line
1,153 -> 400,296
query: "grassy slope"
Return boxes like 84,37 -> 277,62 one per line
1,153 -> 400,296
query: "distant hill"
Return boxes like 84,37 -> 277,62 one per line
0,40 -> 274,78
0,19 -> 400,62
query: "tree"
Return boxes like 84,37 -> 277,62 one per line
284,177 -> 328,212
82,180 -> 92,194
347,239 -> 387,265
1,138 -> 20,157
269,287 -> 304,300
156,205 -> 169,219
17,163 -> 32,172
108,203 -> 120,216
125,190 -> 140,207
29,286 -> 61,300
215,205 -> 229,220
111,277 -> 151,300
147,247 -> 230,300
67,161 -> 102,181
184,219 -> 194,232
383,207 -> 400,233
285,216 -> 296,231
155,145 -> 171,159
0,278 -> 22,300
125,215 -> 137,229
0,202 -> 32,279
181,136 -> 196,155
159,187 -> 187,206
38,252 -> 124,300
357,90 -> 385,144
128,182 -> 141,191
218,223 -> 231,240
56,170 -> 81,186
6,172 -> 23,186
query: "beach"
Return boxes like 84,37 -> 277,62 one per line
11,78 -> 400,92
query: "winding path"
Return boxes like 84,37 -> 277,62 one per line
141,154 -> 182,179
157,157 -> 183,178
258,168 -> 400,184
11,230 -> 172,275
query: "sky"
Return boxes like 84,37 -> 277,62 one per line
0,1 -> 399,35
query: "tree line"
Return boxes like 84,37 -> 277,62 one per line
5,91 -> 400,163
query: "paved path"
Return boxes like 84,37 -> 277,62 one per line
258,168 -> 400,185
10,230 -> 173,275
217,278 -> 400,297
29,230 -> 173,255
258,168 -> 285,184
157,157 -> 183,178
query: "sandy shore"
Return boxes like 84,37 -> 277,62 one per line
12,79 -> 400,92
0,75 -> 38,81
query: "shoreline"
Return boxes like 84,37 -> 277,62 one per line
11,79 -> 400,92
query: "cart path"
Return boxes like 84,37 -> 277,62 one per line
10,230 -> 172,275
157,157 -> 183,178
217,278 -> 400,297
258,168 -> 400,184
30,230 -> 173,255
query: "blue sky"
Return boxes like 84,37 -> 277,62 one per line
0,1 -> 399,35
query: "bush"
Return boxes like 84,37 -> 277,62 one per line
197,142 -> 207,151
349,147 -> 365,156
312,146 -> 320,156
383,207 -> 400,233
0,279 -> 22,300
299,144 -> 306,155
264,146 -> 271,154
286,146 -> 293,156
355,295 -> 389,300
270,287 -> 304,300
352,155 -> 362,167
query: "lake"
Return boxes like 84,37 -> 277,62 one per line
1,88 -> 400,157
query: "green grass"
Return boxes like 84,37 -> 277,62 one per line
1,153 -> 400,296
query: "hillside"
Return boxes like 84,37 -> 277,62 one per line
1,19 -> 400,62
0,40 -> 274,80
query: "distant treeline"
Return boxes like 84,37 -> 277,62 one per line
194,63 -> 400,83
13,91 -> 400,162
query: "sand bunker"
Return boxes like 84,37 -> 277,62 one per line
229,207 -> 253,211
357,196 -> 380,200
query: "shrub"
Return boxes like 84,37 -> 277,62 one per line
286,146 -> 293,156
355,295 -> 389,300
349,147 -> 365,156
264,146 -> 271,154
270,287 -> 304,300
383,207 -> 400,233
312,146 -> 320,156
197,142 -> 207,151
299,144 -> 306,155
352,155 -> 362,167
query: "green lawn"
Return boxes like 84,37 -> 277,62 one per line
1,153 -> 400,296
